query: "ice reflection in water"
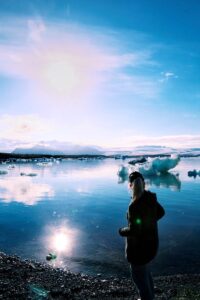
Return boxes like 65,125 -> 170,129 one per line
117,168 -> 181,191
145,173 -> 181,191
0,158 -> 199,276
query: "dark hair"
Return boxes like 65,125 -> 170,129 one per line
129,171 -> 144,184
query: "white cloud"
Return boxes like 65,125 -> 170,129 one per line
0,139 -> 31,153
0,17 -> 160,101
0,114 -> 54,141
0,134 -> 200,153
28,19 -> 46,43
159,71 -> 178,83
112,73 -> 159,98
103,134 -> 200,148
165,72 -> 175,78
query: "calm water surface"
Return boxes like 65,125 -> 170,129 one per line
0,157 -> 199,277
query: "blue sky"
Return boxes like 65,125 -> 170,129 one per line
0,0 -> 200,151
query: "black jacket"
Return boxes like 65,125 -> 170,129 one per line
119,190 -> 165,265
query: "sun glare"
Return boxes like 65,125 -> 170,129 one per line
43,60 -> 81,94
45,224 -> 79,255
53,232 -> 70,252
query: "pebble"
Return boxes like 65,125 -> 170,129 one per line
0,252 -> 199,299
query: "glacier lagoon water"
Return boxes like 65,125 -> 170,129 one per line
0,157 -> 199,277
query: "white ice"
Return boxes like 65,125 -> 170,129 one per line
137,154 -> 180,176
117,155 -> 181,182
0,170 -> 8,175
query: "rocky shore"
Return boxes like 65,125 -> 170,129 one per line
0,252 -> 199,299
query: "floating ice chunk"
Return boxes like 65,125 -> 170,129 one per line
27,173 -> 37,176
0,170 -> 8,175
117,165 -> 129,183
37,162 -> 53,167
137,155 -> 180,175
46,253 -> 57,261
137,163 -> 157,176
20,172 -> 37,176
188,170 -> 200,177
128,157 -> 147,165
151,155 -> 180,173
118,165 -> 129,177
7,165 -> 15,169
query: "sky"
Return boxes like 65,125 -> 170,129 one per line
0,0 -> 200,152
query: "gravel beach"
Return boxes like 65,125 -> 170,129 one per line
0,252 -> 199,299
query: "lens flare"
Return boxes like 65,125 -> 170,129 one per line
135,218 -> 142,224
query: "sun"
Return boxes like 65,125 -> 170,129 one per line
42,60 -> 81,94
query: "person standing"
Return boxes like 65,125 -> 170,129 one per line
119,171 -> 165,300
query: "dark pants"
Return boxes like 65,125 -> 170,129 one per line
130,262 -> 155,300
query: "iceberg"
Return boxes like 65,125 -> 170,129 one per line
117,165 -> 129,183
188,170 -> 200,177
7,165 -> 15,170
117,155 -> 181,190
36,162 -> 53,167
137,155 -> 180,176
0,170 -> 8,175
20,172 -> 37,177
128,157 -> 147,165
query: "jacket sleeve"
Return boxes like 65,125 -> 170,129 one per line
119,205 -> 142,237
154,193 -> 165,220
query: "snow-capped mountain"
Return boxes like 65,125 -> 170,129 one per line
12,142 -> 104,155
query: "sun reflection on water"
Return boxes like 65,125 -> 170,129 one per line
43,222 -> 80,259
53,231 -> 71,252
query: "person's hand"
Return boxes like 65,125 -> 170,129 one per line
118,227 -> 128,237
118,228 -> 123,236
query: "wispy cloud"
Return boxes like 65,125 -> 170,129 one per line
104,134 -> 200,148
0,17 -> 160,102
0,134 -> 200,153
0,114 -> 54,141
28,19 -> 46,43
111,73 -> 159,98
159,71 -> 178,83
182,113 -> 198,119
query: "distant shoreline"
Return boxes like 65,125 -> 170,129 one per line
0,252 -> 199,299
0,152 -> 200,162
